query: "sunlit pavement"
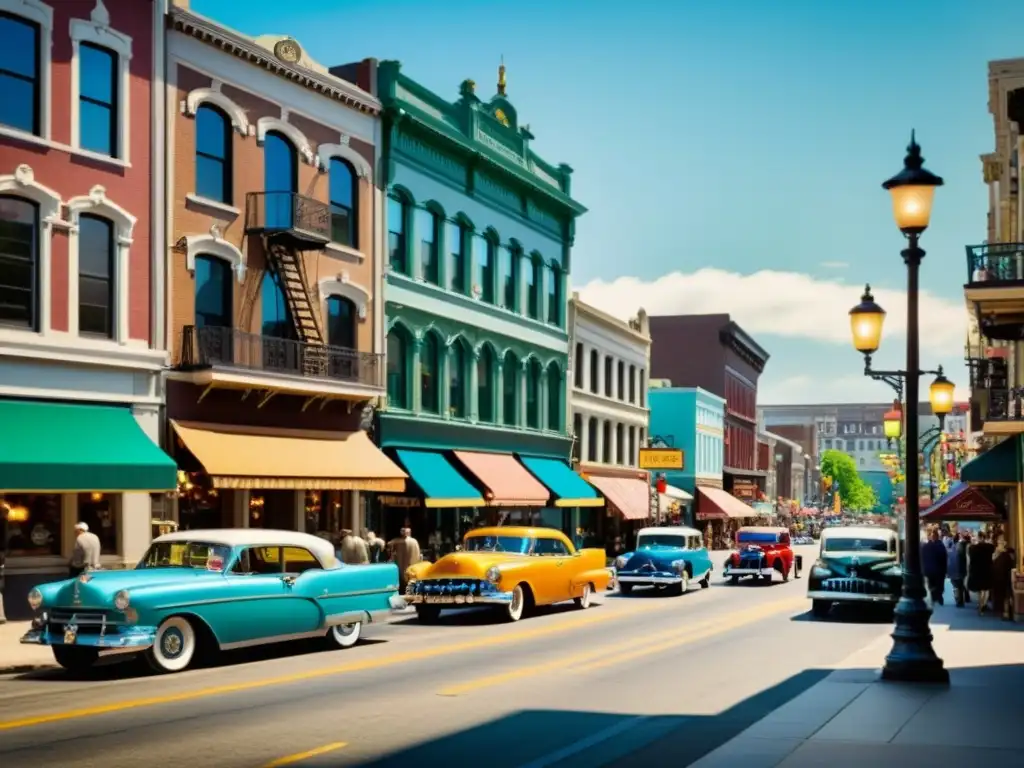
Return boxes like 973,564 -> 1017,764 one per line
0,545 -> 896,768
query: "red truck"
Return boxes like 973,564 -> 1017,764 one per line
723,526 -> 800,584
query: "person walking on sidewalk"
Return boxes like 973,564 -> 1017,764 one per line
991,538 -> 1015,621
921,529 -> 948,605
955,532 -> 971,605
968,531 -> 995,614
69,522 -> 101,577
945,533 -> 964,607
389,528 -> 422,593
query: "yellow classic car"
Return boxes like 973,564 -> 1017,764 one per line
403,526 -> 612,623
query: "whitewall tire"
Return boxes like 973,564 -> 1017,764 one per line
506,584 -> 526,622
147,616 -> 197,673
574,583 -> 592,609
326,621 -> 361,649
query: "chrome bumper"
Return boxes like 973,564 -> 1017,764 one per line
724,567 -> 775,577
21,626 -> 155,656
402,592 -> 513,606
807,590 -> 897,604
617,574 -> 683,585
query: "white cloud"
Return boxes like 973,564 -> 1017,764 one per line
576,268 -> 965,354
820,261 -> 849,269
757,374 -> 971,406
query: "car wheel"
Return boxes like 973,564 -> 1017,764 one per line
699,572 -> 711,589
574,583 -> 592,609
325,621 -> 361,649
618,581 -> 633,594
761,574 -> 773,584
53,646 -> 98,673
505,584 -> 527,622
729,576 -> 739,585
812,599 -> 831,618
146,616 -> 197,674
415,605 -> 441,624
779,563 -> 789,583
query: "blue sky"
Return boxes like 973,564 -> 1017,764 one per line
192,0 -> 1024,405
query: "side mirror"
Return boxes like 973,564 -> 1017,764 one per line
282,574 -> 297,587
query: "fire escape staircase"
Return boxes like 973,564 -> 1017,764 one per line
263,236 -> 328,378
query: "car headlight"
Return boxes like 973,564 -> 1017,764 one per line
27,588 -> 43,610
672,560 -> 686,574
614,556 -> 628,569
485,566 -> 501,584
811,567 -> 832,578
113,590 -> 131,611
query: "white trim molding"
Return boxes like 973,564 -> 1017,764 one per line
184,233 -> 247,284
0,164 -> 66,335
69,0 -> 134,163
182,85 -> 253,136
256,116 -> 314,165
317,140 -> 372,180
319,274 -> 369,321
66,185 -> 137,343
1,0 -> 53,141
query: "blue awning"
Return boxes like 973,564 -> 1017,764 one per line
394,450 -> 483,508
960,436 -> 1021,485
518,457 -> 604,507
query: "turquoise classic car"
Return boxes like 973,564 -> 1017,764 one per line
614,526 -> 713,594
20,529 -> 402,674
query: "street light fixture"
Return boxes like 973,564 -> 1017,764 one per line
883,402 -> 903,440
928,368 -> 955,427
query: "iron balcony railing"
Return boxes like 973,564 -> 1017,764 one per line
178,325 -> 383,389
245,191 -> 331,245
981,387 -> 1024,424
965,243 -> 1024,285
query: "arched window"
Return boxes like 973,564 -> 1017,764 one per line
574,342 -> 583,388
0,196 -> 39,329
387,194 -> 408,275
326,295 -> 356,349
329,158 -> 357,247
503,351 -> 519,426
589,349 -> 598,393
526,358 -> 541,429
261,270 -> 293,339
78,214 -> 114,338
587,418 -> 597,462
194,255 -> 232,328
386,327 -> 410,409
195,105 -> 232,204
615,423 -> 625,464
477,345 -> 495,423
546,362 -> 562,431
420,333 -> 440,414
449,340 -> 468,418
263,131 -> 296,229
572,413 -> 583,462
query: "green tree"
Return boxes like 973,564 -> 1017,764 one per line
820,449 -> 877,512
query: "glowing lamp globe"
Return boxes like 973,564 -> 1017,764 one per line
929,368 -> 955,416
883,407 -> 903,440
849,285 -> 886,354
882,131 -> 944,235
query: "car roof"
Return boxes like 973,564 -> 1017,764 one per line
153,528 -> 338,566
738,526 -> 788,534
467,526 -> 569,541
821,526 -> 895,541
637,526 -> 703,538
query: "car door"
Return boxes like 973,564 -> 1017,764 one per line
280,546 -> 328,633
531,537 -> 572,604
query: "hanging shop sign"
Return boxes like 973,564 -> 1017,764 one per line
639,448 -> 684,470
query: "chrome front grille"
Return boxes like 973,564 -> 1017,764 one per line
46,609 -> 121,635
410,578 -> 492,597
821,578 -> 891,595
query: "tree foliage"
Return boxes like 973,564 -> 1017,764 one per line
820,449 -> 877,512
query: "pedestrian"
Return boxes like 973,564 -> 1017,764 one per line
69,522 -> 101,577
991,538 -> 1015,621
365,530 -> 385,563
921,528 -> 947,605
957,532 -> 971,604
968,531 -> 996,614
339,529 -> 369,565
389,527 -> 422,592
944,532 -> 963,606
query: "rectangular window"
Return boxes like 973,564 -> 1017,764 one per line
195,105 -> 232,204
500,245 -> 515,310
79,43 -> 118,157
640,371 -> 646,406
0,196 -> 39,329
574,342 -> 583,388
0,493 -> 62,556
78,214 -> 114,338
446,221 -> 465,293
604,356 -> 612,397
77,492 -> 118,555
417,208 -> 438,285
528,258 -> 542,319
328,158 -> 356,247
0,13 -> 40,135
475,236 -> 494,303
547,265 -> 560,326
387,197 -> 407,275
617,361 -> 624,400
629,366 -> 636,403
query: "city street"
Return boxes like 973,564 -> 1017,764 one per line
0,546 -> 894,768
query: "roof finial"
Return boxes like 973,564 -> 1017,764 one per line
497,55 -> 507,96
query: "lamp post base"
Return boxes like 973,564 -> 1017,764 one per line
881,584 -> 949,684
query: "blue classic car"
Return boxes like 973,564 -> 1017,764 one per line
614,526 -> 713,595
20,529 -> 402,674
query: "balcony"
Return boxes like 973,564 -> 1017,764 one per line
245,191 -> 331,249
974,387 -> 1024,436
965,244 -> 1024,339
176,325 -> 384,397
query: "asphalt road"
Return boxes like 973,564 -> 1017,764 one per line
0,546 -> 892,768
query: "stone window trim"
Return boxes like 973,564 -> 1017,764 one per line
256,115 -> 314,165
183,233 -> 246,284
318,273 -> 369,321
0,164 -> 67,336
0,0 -> 54,141
66,184 -> 136,342
181,84 -> 253,136
316,138 -> 372,181
69,0 -> 133,163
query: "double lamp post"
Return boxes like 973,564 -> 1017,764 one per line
846,133 -> 956,684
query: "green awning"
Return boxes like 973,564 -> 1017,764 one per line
960,435 -> 1022,485
394,449 -> 483,507
519,456 -> 604,507
0,399 -> 177,492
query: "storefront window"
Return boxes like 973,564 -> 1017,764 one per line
305,491 -> 343,536
250,490 -> 294,529
176,472 -> 225,530
1,494 -> 62,556
77,492 -> 118,555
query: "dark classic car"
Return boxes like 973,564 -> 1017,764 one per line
807,526 -> 902,618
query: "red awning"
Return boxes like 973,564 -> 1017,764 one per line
921,483 -> 1002,522
452,451 -> 550,507
586,475 -> 650,520
696,487 -> 756,520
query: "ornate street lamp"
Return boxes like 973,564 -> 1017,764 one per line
928,368 -> 955,429
883,402 -> 903,440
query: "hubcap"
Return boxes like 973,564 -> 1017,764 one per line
338,624 -> 355,636
162,628 -> 183,658
510,588 -> 522,616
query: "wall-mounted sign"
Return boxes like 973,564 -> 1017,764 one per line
732,480 -> 758,499
639,448 -> 684,470
378,496 -> 422,508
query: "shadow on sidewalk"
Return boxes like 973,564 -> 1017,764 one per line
931,598 -> 1024,633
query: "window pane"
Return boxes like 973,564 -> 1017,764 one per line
417,209 -> 437,285
195,255 -> 232,328
79,288 -> 111,337
0,196 -> 36,328
447,221 -> 464,292
329,159 -> 354,208
78,216 -> 113,337
421,335 -> 439,413
499,246 -> 514,310
261,271 -> 293,339
327,296 -> 355,349
79,100 -> 114,156
264,132 -> 296,193
0,73 -> 36,134
547,365 -> 561,430
526,257 -> 537,318
387,331 -> 407,407
196,105 -> 228,158
450,344 -> 465,418
79,216 -> 113,277
196,155 -> 226,203
0,493 -> 62,556
330,204 -> 353,246
387,197 -> 406,274
503,354 -> 517,426
547,266 -> 560,325
79,44 -> 115,105
477,349 -> 493,422
0,15 -> 37,78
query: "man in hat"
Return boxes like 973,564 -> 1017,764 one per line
339,528 -> 369,565
69,522 -> 101,577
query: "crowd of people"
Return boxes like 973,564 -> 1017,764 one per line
921,526 -> 1016,620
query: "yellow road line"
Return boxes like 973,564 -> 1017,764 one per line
0,596 -> 685,732
262,742 -> 348,767
437,596 -> 806,696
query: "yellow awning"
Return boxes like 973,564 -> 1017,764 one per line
171,421 -> 407,492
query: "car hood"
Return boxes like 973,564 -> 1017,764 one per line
43,568 -> 225,606
817,552 -> 899,576
620,548 -> 684,571
422,552 -> 529,579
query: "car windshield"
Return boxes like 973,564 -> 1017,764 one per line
737,531 -> 779,545
823,537 -> 890,553
137,541 -> 233,571
638,535 -> 686,549
464,535 -> 530,554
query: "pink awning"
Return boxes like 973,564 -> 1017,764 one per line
586,475 -> 651,520
697,487 -> 756,520
452,451 -> 550,507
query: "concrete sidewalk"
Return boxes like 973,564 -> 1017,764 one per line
690,597 -> 1024,767
0,621 -> 53,674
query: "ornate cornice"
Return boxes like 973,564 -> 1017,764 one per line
720,321 -> 769,374
168,8 -> 381,116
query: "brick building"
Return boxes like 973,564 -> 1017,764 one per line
0,0 -> 177,613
